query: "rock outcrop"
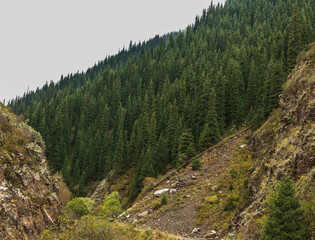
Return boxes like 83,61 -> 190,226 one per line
0,104 -> 60,239
233,44 -> 315,239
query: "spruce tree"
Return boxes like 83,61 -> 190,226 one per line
261,177 -> 306,240
287,2 -> 303,70
198,88 -> 220,151
176,129 -> 195,165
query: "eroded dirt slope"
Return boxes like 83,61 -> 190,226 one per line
120,129 -> 251,239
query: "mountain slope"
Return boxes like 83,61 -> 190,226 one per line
0,104 -> 61,239
8,0 -> 315,201
234,42 -> 315,240
116,44 -> 315,239
35,43 -> 314,239
119,129 -> 251,239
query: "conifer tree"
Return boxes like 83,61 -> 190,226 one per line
246,60 -> 258,110
198,88 -> 220,151
114,127 -> 125,175
214,71 -> 226,134
139,148 -> 155,180
176,129 -> 195,165
287,2 -> 303,70
261,177 -> 306,240
225,59 -> 244,126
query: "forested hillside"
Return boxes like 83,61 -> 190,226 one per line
9,0 -> 315,199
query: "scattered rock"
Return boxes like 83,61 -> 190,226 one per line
192,228 -> 201,234
191,175 -> 197,179
240,144 -> 246,148
211,185 -> 218,191
169,188 -> 177,194
138,210 -> 148,218
25,143 -> 43,160
154,188 -> 169,197
205,230 -> 217,239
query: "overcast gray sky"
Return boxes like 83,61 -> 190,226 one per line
0,0 -> 225,102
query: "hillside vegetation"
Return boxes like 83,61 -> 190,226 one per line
8,0 -> 315,202
37,43 -> 314,239
72,43 -> 313,240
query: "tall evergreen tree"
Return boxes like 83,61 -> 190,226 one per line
198,88 -> 220,151
287,2 -> 303,70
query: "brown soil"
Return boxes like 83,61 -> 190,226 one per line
122,129 -> 250,239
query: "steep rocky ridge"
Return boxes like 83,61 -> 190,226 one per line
233,43 -> 315,239
0,104 -> 61,239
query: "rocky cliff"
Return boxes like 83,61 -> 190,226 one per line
233,43 -> 315,239
0,104 -> 60,239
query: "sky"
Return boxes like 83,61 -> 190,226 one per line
0,0 -> 225,102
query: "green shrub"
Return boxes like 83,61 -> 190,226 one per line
161,194 -> 168,205
224,194 -> 239,211
205,195 -> 220,205
66,198 -> 95,217
99,191 -> 123,218
152,199 -> 162,210
229,169 -> 238,178
192,158 -> 201,170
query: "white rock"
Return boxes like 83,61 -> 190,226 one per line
133,219 -> 137,223
0,186 -> 8,191
138,210 -> 148,217
209,230 -> 217,236
240,144 -> 246,149
154,188 -> 169,197
192,228 -> 201,233
126,214 -> 130,219
169,189 -> 177,194
34,172 -> 41,181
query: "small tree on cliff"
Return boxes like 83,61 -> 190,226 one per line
261,177 -> 306,240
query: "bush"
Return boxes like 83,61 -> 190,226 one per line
66,198 -> 95,217
224,194 -> 239,211
152,199 -> 162,210
205,195 -> 220,205
40,215 -> 113,240
192,158 -> 201,170
99,191 -> 123,218
161,194 -> 168,205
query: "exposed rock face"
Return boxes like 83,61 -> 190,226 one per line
233,45 -> 315,239
0,104 -> 60,239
